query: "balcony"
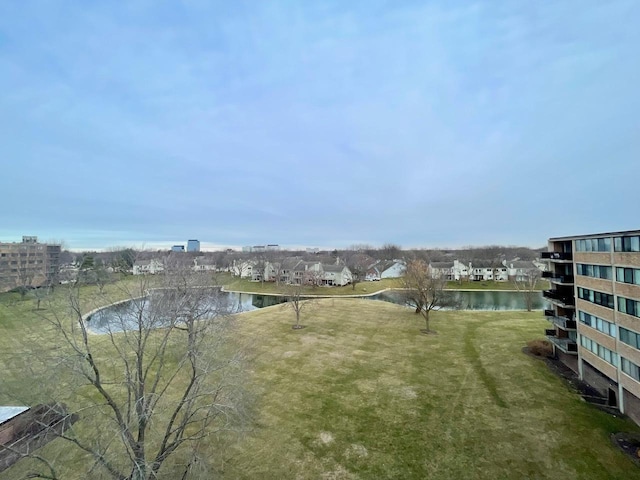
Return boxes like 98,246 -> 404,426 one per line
542,290 -> 575,307
541,251 -> 573,262
547,336 -> 578,354
544,311 -> 577,330
541,272 -> 575,284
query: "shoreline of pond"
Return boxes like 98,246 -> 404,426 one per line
220,286 -> 533,297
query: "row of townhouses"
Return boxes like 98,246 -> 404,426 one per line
233,258 -> 353,286
428,259 -> 546,282
132,254 -> 545,285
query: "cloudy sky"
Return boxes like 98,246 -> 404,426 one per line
1,1 -> 638,251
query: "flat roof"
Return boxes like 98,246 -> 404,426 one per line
0,406 -> 29,425
550,229 -> 640,242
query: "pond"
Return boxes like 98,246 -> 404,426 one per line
370,290 -> 548,311
86,289 -> 547,334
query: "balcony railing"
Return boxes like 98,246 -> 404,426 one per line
542,290 -> 575,306
547,274 -> 575,284
544,312 -> 577,330
547,336 -> 578,354
541,252 -> 573,261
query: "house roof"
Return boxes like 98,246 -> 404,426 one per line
323,264 -> 347,273
430,261 -> 454,269
510,260 -> 536,269
470,260 -> 499,268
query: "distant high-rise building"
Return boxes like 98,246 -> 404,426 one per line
0,236 -> 61,292
171,245 -> 185,252
187,239 -> 200,252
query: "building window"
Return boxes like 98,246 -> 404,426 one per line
576,263 -> 612,280
580,335 -> 618,366
615,267 -> 640,285
577,287 -> 614,309
576,238 -> 611,252
621,357 -> 640,381
614,235 -> 640,252
617,296 -> 640,317
620,327 -> 640,350
578,311 -> 616,337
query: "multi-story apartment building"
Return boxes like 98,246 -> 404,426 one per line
543,229 -> 640,424
0,236 -> 61,293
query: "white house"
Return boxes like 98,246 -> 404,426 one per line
452,260 -> 471,281
429,261 -> 454,280
469,261 -> 495,281
321,264 -> 353,286
506,260 -> 544,282
193,256 -> 216,272
133,259 -> 164,275
381,260 -> 406,278
366,260 -> 406,280
231,259 -> 254,278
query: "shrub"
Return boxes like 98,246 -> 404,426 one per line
527,339 -> 553,358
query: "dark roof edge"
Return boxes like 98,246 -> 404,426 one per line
549,229 -> 640,241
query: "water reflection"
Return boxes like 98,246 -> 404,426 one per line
370,290 -> 547,311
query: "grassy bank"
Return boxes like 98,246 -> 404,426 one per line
1,286 -> 638,479
221,275 -> 401,296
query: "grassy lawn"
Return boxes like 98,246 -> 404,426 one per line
1,285 -> 639,479
228,300 -> 639,479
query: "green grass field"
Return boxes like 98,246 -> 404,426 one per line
1,285 -> 639,479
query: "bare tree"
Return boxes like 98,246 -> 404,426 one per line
31,285 -> 50,311
380,243 -> 402,260
402,259 -> 458,334
514,267 -> 542,312
283,284 -> 313,330
342,252 -> 372,291
20,267 -> 250,479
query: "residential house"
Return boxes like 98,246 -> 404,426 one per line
132,259 -> 164,275
429,262 -> 454,280
469,261 -> 496,281
366,260 -> 406,280
230,259 -> 256,278
193,256 -> 216,272
321,264 -> 352,286
506,260 -> 540,282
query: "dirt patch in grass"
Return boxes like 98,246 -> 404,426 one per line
345,444 -> 368,459
319,431 -> 334,445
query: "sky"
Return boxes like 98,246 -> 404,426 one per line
1,1 -> 639,251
